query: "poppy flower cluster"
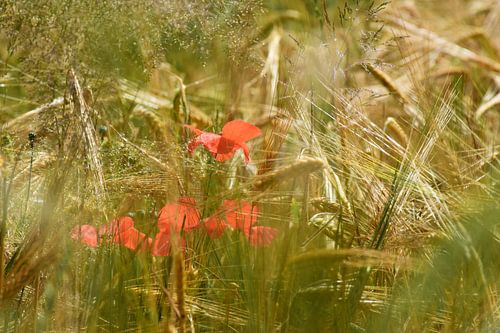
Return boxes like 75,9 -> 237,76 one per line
70,216 -> 151,251
185,120 -> 261,163
71,198 -> 278,255
203,200 -> 278,246
72,121 -> 277,254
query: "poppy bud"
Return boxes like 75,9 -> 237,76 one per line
28,131 -> 36,148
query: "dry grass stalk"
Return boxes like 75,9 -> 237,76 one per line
12,154 -> 56,188
366,63 -> 412,106
257,113 -> 292,176
251,106 -> 286,127
476,92 -> 500,119
384,15 -> 500,73
310,197 -> 340,213
120,79 -> 173,109
184,104 -> 212,129
120,78 -> 211,128
107,174 -> 178,197
250,29 -> 291,177
67,69 -> 106,198
430,66 -> 469,79
262,28 -> 281,107
287,248 -> 412,271
172,244 -> 186,333
132,106 -> 168,140
0,244 -> 58,303
131,284 -> 250,328
111,126 -> 185,195
0,97 -> 64,132
384,117 -> 409,147
252,157 -> 326,191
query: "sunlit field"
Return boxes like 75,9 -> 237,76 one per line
0,0 -> 499,332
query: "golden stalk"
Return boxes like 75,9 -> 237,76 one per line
384,15 -> 500,73
384,117 -> 409,147
252,157 -> 326,191
366,63 -> 412,106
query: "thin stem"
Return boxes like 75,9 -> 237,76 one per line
21,133 -> 36,226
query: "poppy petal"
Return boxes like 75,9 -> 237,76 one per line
246,226 -> 278,247
188,132 -> 222,158
214,137 -> 240,162
99,216 -> 135,243
70,225 -> 98,248
158,197 -> 201,233
222,120 -> 261,143
203,215 -> 228,239
151,230 -> 171,256
222,200 -> 258,235
199,133 -> 223,156
119,227 -> 151,251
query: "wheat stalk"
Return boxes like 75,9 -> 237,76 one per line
252,157 -> 326,191
67,69 -> 106,198
384,15 -> 500,73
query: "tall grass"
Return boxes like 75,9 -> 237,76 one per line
0,0 -> 498,332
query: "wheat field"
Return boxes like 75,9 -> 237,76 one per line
0,0 -> 499,332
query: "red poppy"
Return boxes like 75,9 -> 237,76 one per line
118,227 -> 152,251
203,213 -> 228,239
204,200 -> 278,247
151,230 -> 171,256
71,197 -> 278,254
158,197 -> 201,233
99,216 -> 134,243
221,200 -> 258,236
100,217 -> 152,251
71,216 -> 152,252
185,120 -> 261,163
151,197 -> 201,256
70,225 -> 98,248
